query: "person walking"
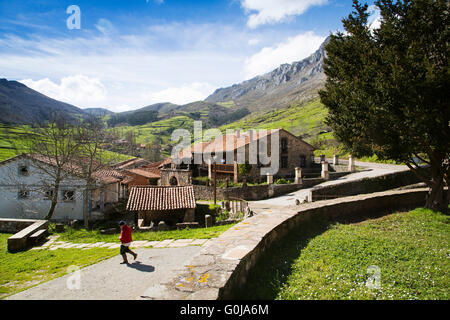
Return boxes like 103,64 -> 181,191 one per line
118,221 -> 137,264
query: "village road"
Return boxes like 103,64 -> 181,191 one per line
6,246 -> 200,300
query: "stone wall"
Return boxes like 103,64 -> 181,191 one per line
160,169 -> 192,186
193,173 -> 349,201
193,183 -> 314,201
142,188 -> 428,300
0,218 -> 38,233
311,169 -> 423,201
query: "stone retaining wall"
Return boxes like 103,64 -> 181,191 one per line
141,188 -> 428,300
193,174 -> 348,201
311,169 -> 423,201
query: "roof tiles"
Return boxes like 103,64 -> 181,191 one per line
126,185 -> 196,211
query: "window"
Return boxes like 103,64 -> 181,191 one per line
62,190 -> 75,202
281,156 -> 288,169
299,156 -> 306,168
18,189 -> 30,199
281,138 -> 288,153
45,189 -> 54,200
169,176 -> 178,186
18,165 -> 29,176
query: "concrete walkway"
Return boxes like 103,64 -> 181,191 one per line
249,160 -> 408,211
6,246 -> 201,300
30,235 -> 210,251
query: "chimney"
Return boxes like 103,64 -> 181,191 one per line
236,129 -> 240,138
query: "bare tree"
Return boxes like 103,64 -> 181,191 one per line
11,113 -> 81,220
75,116 -> 122,228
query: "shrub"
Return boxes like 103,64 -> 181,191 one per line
275,178 -> 290,185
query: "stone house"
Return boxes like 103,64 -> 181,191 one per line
126,185 -> 196,226
0,154 -> 126,221
162,128 -> 315,183
123,168 -> 161,186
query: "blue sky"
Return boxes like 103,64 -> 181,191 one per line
0,0 -> 377,111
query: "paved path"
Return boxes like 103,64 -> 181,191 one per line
6,246 -> 201,300
249,161 -> 408,211
31,235 -> 211,251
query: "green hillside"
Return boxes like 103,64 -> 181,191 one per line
218,98 -> 346,157
0,125 -> 132,163
219,98 -> 328,137
0,125 -> 34,161
108,98 -> 342,159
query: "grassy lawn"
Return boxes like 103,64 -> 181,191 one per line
51,223 -> 235,244
238,208 -> 449,300
0,233 -> 117,299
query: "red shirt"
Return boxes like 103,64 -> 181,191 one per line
119,225 -> 132,243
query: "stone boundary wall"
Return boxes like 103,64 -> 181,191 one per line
311,169 -> 423,201
141,188 -> 428,300
0,218 -> 39,233
193,173 -> 348,201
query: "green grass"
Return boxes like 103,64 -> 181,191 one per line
0,125 -> 35,161
51,223 -> 235,244
0,124 -> 133,163
219,98 -> 329,138
239,208 -> 450,300
0,233 -> 117,299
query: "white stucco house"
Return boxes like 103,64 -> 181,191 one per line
0,154 -> 127,221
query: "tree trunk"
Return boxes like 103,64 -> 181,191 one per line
84,187 -> 89,229
424,172 -> 447,212
45,182 -> 60,220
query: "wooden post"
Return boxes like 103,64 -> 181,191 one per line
213,162 -> 217,205
208,159 -> 212,179
100,188 -> 105,212
233,160 -> 238,184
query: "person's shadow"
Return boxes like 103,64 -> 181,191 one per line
126,261 -> 155,272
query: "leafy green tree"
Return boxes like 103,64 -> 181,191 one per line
320,0 -> 449,211
238,161 -> 252,182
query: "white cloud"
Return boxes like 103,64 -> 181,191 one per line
145,82 -> 216,105
368,5 -> 381,31
95,19 -> 116,35
0,22 -> 317,111
241,0 -> 328,28
248,38 -> 261,46
20,75 -> 107,108
244,31 -> 325,79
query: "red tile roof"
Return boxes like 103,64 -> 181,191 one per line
126,168 -> 161,179
126,185 -> 196,211
0,154 -> 124,185
113,157 -> 152,170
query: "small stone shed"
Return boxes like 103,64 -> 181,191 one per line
126,185 -> 196,226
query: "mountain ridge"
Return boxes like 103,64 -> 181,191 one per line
0,78 -> 87,125
205,37 -> 329,112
